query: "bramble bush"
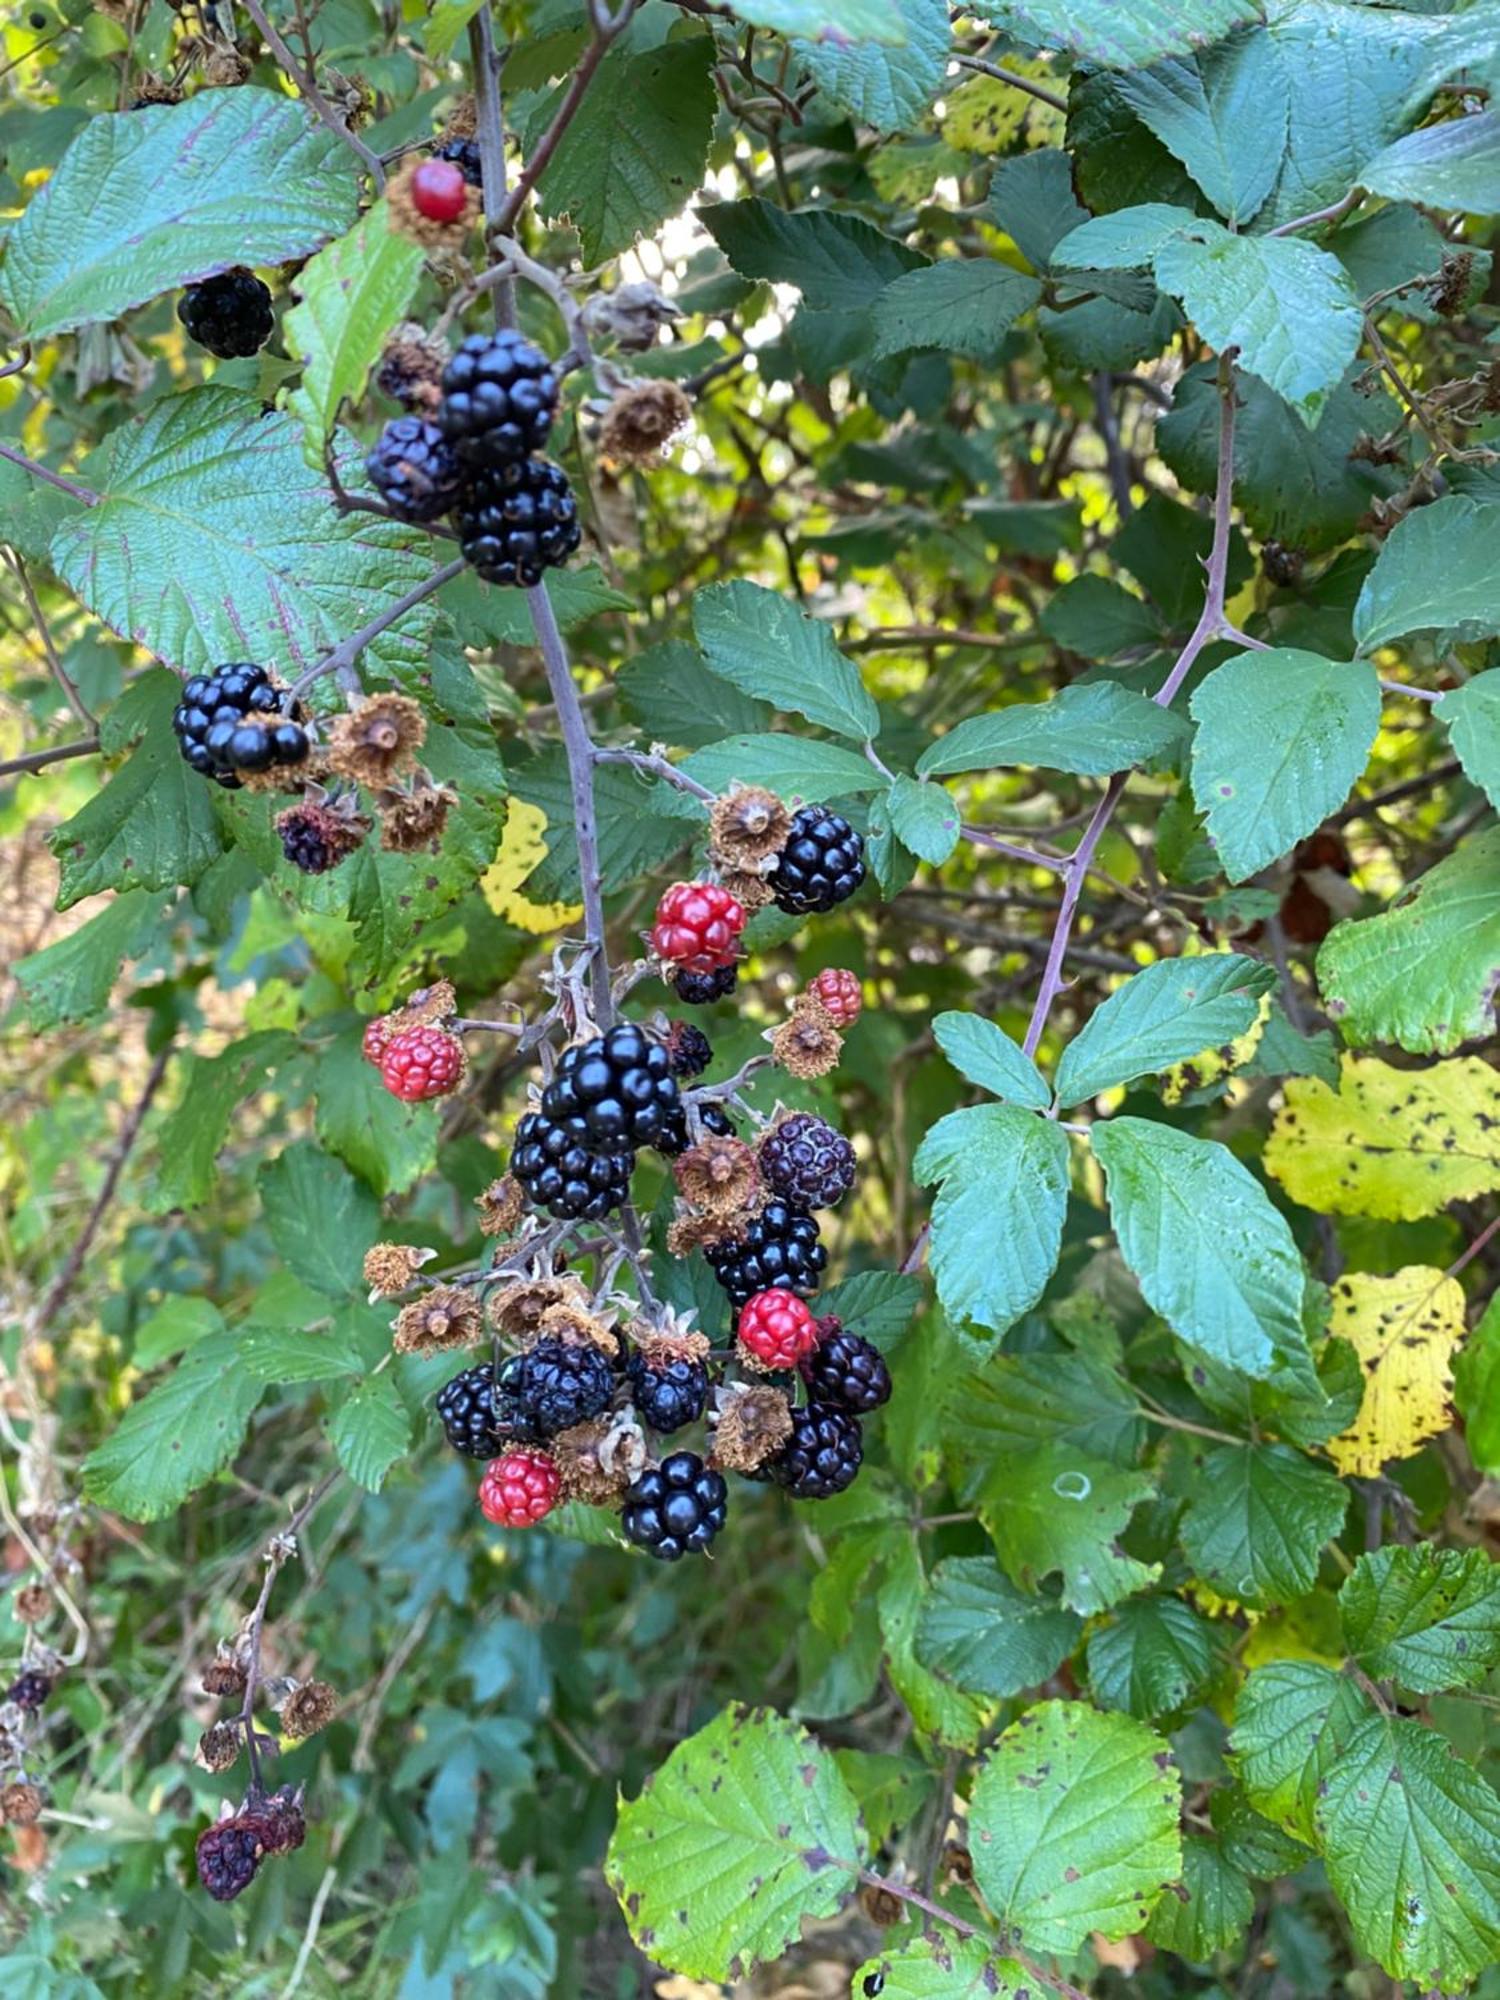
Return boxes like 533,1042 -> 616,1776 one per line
3,0 -> 1500,1992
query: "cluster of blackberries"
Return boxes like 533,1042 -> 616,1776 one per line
178,266 -> 275,359
366,328 -> 581,589
171,663 -> 309,788
196,1789 -> 306,1903
508,1022 -> 690,1222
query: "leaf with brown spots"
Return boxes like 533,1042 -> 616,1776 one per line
1325,1266 -> 1466,1477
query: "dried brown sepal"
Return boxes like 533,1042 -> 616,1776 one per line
386,155 -> 479,252
0,1782 -> 43,1827
475,1176 -> 527,1239
12,1586 -> 50,1626
488,1274 -> 589,1341
196,1722 -> 243,1773
327,693 -> 427,788
598,380 -> 693,466
393,1285 -> 483,1355
717,867 -> 776,913
579,280 -> 681,353
130,74 -> 184,105
536,1299 -> 618,1358
378,780 -> 458,854
363,1242 -> 437,1300
376,321 -> 448,414
665,1205 -> 746,1258
441,95 -> 477,140
552,1418 -> 638,1506
629,1319 -> 711,1370
710,1385 -> 793,1473
708,785 -> 791,872
859,1881 -> 906,1928
770,994 -> 843,1080
673,1135 -> 760,1217
390,978 -> 458,1032
201,1657 -> 248,1700
279,1680 -> 339,1740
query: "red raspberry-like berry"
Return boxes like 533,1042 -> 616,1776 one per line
362,1016 -> 395,1067
737,1288 -> 820,1370
807,967 -> 862,1029
649,881 -> 746,973
411,158 -> 469,223
380,1025 -> 464,1102
478,1448 -> 561,1527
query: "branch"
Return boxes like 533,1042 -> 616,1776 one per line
592,743 -> 715,802
856,1871 -> 1090,2000
0,438 -> 98,507
0,736 -> 101,779
490,6 -> 636,237
5,548 -> 95,728
1269,188 -> 1362,238
289,557 -> 464,699
240,0 -> 386,189
234,1470 -> 342,1795
949,51 -> 1067,112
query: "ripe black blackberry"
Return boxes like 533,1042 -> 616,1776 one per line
510,1109 -> 634,1220
662,1020 -> 712,1079
173,663 -> 309,787
366,416 -> 463,523
759,1114 -> 856,1210
654,1097 -> 733,1161
626,1350 -> 709,1434
540,1023 -> 679,1148
498,1337 -> 614,1437
767,1404 -> 863,1498
455,456 -> 581,588
671,962 -> 737,1006
436,1364 -> 510,1458
178,267 -> 274,359
621,1451 -> 727,1560
769,806 -> 866,915
196,1820 -> 262,1901
801,1324 -> 891,1414
707,1198 -> 826,1308
434,136 -> 483,186
440,328 -> 558,466
6,1670 -> 50,1710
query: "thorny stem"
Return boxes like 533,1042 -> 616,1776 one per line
235,1471 -> 342,1793
949,51 -> 1068,112
1269,188 -> 1363,238
289,558 -> 464,700
6,550 -> 95,729
240,0 -> 386,188
0,737 -> 101,779
592,743 -> 716,801
490,3 -> 638,237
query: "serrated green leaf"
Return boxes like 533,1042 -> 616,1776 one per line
327,1374 -> 411,1492
693,581 -> 878,741
886,774 -> 960,865
871,260 -> 1041,362
878,1537 -> 991,1748
1055,954 -> 1275,1107
813,1269 -> 925,1348
132,1295 -> 224,1368
730,0 -> 905,42
259,1143 -> 380,1297
983,0 -> 1258,69
795,0 -> 947,130
617,640 -> 772,749
917,680 -> 1185,779
914,1105 -> 1070,1336
700,198 -> 924,312
285,200 -> 425,465
314,1024 -> 440,1198
0,91 -> 357,337
148,1030 -> 296,1212
606,1705 -> 865,1982
1087,1594 -> 1218,1720
1436,671 -> 1500,811
969,1702 -> 1182,1952
13,887 -> 168,1028
1179,1441 -> 1348,1608
915,1555 -> 1082,1698
1051,201 -> 1197,270
1115,34 -> 1288,225
1361,109 -> 1500,215
512,747 -> 699,901
946,1349 -> 1144,1469
1231,1661 -> 1370,1843
1144,1834 -> 1254,1958
81,1334 -> 265,1523
236,1324 -> 364,1385
855,1938 -> 1029,1997
681,733 -> 885,802
981,1445 -> 1160,1616
1341,1546 -> 1500,1694
1093,1119 -> 1312,1386
1354,494 -> 1500,654
932,1012 -> 1051,1109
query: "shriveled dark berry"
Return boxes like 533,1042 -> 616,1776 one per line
671,962 -> 738,1006
662,1021 -> 712,1079
366,415 -> 463,522
498,1336 -> 614,1437
196,1820 -> 262,1901
6,1670 -> 51,1711
178,267 -> 274,359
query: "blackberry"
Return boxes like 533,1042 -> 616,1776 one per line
769,805 -> 866,915
436,1364 -> 508,1458
707,1198 -> 826,1308
663,1021 -> 712,1079
511,1108 -> 634,1220
654,1097 -> 734,1161
759,1113 -> 856,1210
621,1451 -> 728,1560
172,663 -> 309,788
279,812 -> 332,874
178,267 -> 274,359
626,1350 -> 710,1434
440,328 -> 559,467
801,1325 -> 891,1414
540,1023 -> 679,1148
196,1820 -> 262,1901
6,1670 -> 50,1710
767,1403 -> 863,1499
455,456 -> 581,587
366,416 -> 463,523
435,136 -> 483,187
672,962 -> 737,1006
498,1336 -> 614,1437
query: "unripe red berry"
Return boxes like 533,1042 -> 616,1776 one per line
649,881 -> 746,974
362,1016 -> 395,1067
411,158 -> 468,223
807,967 -> 862,1029
737,1287 -> 820,1370
380,1025 -> 464,1102
478,1448 -> 561,1527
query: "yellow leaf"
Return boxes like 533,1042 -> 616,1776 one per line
941,64 -> 1066,156
479,798 -> 583,936
1326,1266 -> 1467,1477
1265,1053 -> 1500,1220
1160,938 -> 1271,1103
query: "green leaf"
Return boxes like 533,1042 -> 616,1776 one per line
932,1012 -> 1051,1110
699,198 -> 924,313
13,888 -> 168,1028
1361,110 -> 1500,215
259,1143 -> 380,1297
1354,494 -> 1500,654
1340,1546 -> 1500,1694
1188,649 -> 1381,881
886,774 -> 960,865
81,1334 -> 265,1523
1455,1292 -> 1500,1476
947,1350 -> 1144,1469
327,1375 -> 412,1493
1436,672 -> 1500,811
913,1106 -> 1070,1336
605,1705 -> 865,1983
915,1555 -> 1083,1698
1179,1442 -> 1348,1607
314,1025 -> 440,1199
1317,824 -> 1500,1055
728,0 -> 905,44
981,1445 -> 1160,1616
1231,1661 -> 1370,1843
1092,1119 -> 1312,1385
132,1295 -> 224,1368
0,90 -> 357,337
534,37 -> 716,264
149,1031 -> 295,1212
871,261 -> 1041,361
1051,201 -> 1198,270
1115,34 -> 1289,225
833,1750 -> 934,1849
681,733 -> 886,802
1144,1835 -> 1254,1958
444,563 -> 633,644
1055,954 -> 1275,1107
1153,222 -> 1362,423
984,0 -> 1257,68
814,1269 -> 925,1348
1086,1594 -> 1217,1720
285,200 -> 425,465
617,640 -> 772,749
918,680 -> 1184,779
692,581 -> 879,741
236,1323 -> 364,1385
855,1940 -> 1030,1997
52,390 -> 439,679
878,1536 -> 991,1749
512,748 -> 698,902
1038,575 -> 1166,658
969,1702 -> 1182,1953
47,670 -> 223,909
794,0 -> 948,131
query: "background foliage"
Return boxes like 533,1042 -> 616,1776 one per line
2,0 -> 1500,1994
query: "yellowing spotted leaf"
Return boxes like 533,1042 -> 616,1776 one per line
941,64 -> 1066,155
1160,940 -> 1271,1103
1326,1267 -> 1467,1477
1266,1055 -> 1500,1221
480,798 -> 583,935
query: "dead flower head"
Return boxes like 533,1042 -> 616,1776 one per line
475,1176 -> 527,1239
770,994 -> 844,1080
710,1385 -> 793,1474
552,1416 -> 644,1506
327,693 -> 427,788
279,1680 -> 339,1741
0,1782 -> 43,1826
379,780 -> 459,854
488,1274 -> 590,1342
195,1722 -> 242,1773
709,785 -> 791,873
598,380 -> 693,466
673,1134 -> 760,1218
537,1298 -> 618,1359
376,321 -> 449,415
393,1284 -> 483,1355
364,1242 -> 437,1301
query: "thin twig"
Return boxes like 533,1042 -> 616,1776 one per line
491,6 -> 636,236
5,550 -> 95,728
0,439 -> 98,507
289,558 -> 464,699
592,744 -> 715,801
0,737 -> 101,779
240,0 -> 385,187
1269,188 -> 1363,238
950,51 -> 1067,111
